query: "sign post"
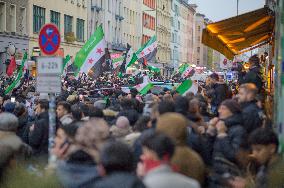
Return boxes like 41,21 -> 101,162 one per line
38,24 -> 61,164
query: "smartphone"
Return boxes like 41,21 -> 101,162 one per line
11,97 -> 15,103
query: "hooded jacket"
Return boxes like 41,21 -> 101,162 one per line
213,113 -> 247,163
240,66 -> 263,92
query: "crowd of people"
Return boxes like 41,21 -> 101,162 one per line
0,54 -> 283,188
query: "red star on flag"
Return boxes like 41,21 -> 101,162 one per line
97,48 -> 103,55
88,58 -> 94,64
148,48 -> 151,52
141,51 -> 145,56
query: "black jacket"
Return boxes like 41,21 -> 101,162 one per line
241,100 -> 263,134
240,66 -> 263,92
207,83 -> 230,107
94,172 -> 146,188
28,111 -> 49,156
213,113 -> 247,163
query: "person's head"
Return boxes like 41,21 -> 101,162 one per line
115,116 -> 130,129
13,103 -> 26,117
163,93 -> 173,102
76,118 -> 110,161
174,96 -> 189,116
249,128 -> 279,165
56,102 -> 71,119
0,113 -> 18,132
4,102 -> 16,113
248,54 -> 260,68
156,112 -> 188,145
79,103 -> 90,118
141,131 -> 175,162
158,101 -> 175,115
71,104 -> 83,121
35,99 -> 49,115
89,106 -> 104,118
209,73 -> 219,83
238,83 -> 258,103
53,121 -> 81,159
133,116 -> 151,132
218,99 -> 241,119
99,140 -> 135,175
256,94 -> 265,109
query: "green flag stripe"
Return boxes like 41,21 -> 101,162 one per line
136,35 -> 157,55
139,83 -> 153,95
112,56 -> 124,63
176,80 -> 193,95
4,52 -> 28,94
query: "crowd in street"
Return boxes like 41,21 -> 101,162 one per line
0,54 -> 283,188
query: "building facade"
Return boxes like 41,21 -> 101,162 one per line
142,0 -> 156,44
88,0 -> 125,53
0,0 -> 29,74
187,4 -> 196,64
122,0 -> 142,51
27,0 -> 88,60
156,0 -> 171,71
194,13 -> 206,66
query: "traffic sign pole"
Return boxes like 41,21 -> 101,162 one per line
38,23 -> 61,165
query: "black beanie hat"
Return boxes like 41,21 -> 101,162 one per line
221,99 -> 241,114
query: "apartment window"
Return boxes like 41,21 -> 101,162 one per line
197,59 -> 200,65
197,47 -> 200,53
33,5 -> 45,33
143,0 -> 155,9
64,15 -> 73,34
76,18 -> 84,41
178,21 -> 180,30
19,7 -> 26,34
50,10 -> 60,29
0,2 -> 6,32
198,26 -> 201,32
8,4 -> 16,32
198,36 -> 200,42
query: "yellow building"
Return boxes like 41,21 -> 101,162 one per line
156,0 -> 171,67
27,0 -> 88,59
122,0 -> 142,51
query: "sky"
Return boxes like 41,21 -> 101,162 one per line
189,0 -> 266,21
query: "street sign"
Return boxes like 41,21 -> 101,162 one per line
36,57 -> 62,93
37,57 -> 62,74
39,24 -> 61,55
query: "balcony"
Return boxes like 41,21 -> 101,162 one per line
91,4 -> 102,12
115,14 -> 124,21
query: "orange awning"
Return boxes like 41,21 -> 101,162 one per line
202,7 -> 274,60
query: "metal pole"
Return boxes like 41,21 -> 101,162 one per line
48,93 -> 56,164
237,0 -> 239,16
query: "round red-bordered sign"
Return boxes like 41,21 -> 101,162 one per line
39,23 -> 61,55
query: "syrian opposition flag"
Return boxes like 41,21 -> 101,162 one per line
135,76 -> 153,95
137,36 -> 157,65
125,44 -> 137,69
62,55 -> 72,76
181,66 -> 195,78
176,79 -> 198,96
74,25 -> 106,78
7,56 -> 16,77
5,52 -> 28,94
112,55 -> 124,69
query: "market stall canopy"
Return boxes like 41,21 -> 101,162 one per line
202,7 -> 274,60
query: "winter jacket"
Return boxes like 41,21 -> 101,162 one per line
240,100 -> 263,134
240,66 -> 263,92
94,172 -> 146,188
60,114 -> 73,126
28,111 -> 49,156
207,83 -> 230,107
143,165 -> 200,188
213,113 -> 247,163
16,113 -> 29,141
56,150 -> 100,188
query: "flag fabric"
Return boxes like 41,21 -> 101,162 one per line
62,55 -> 72,75
137,36 -> 157,64
135,76 -> 153,95
5,52 -> 28,94
181,66 -> 194,78
112,55 -> 124,69
74,25 -> 106,78
125,44 -> 137,69
148,65 -> 160,73
7,56 -> 16,77
176,79 -> 198,96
